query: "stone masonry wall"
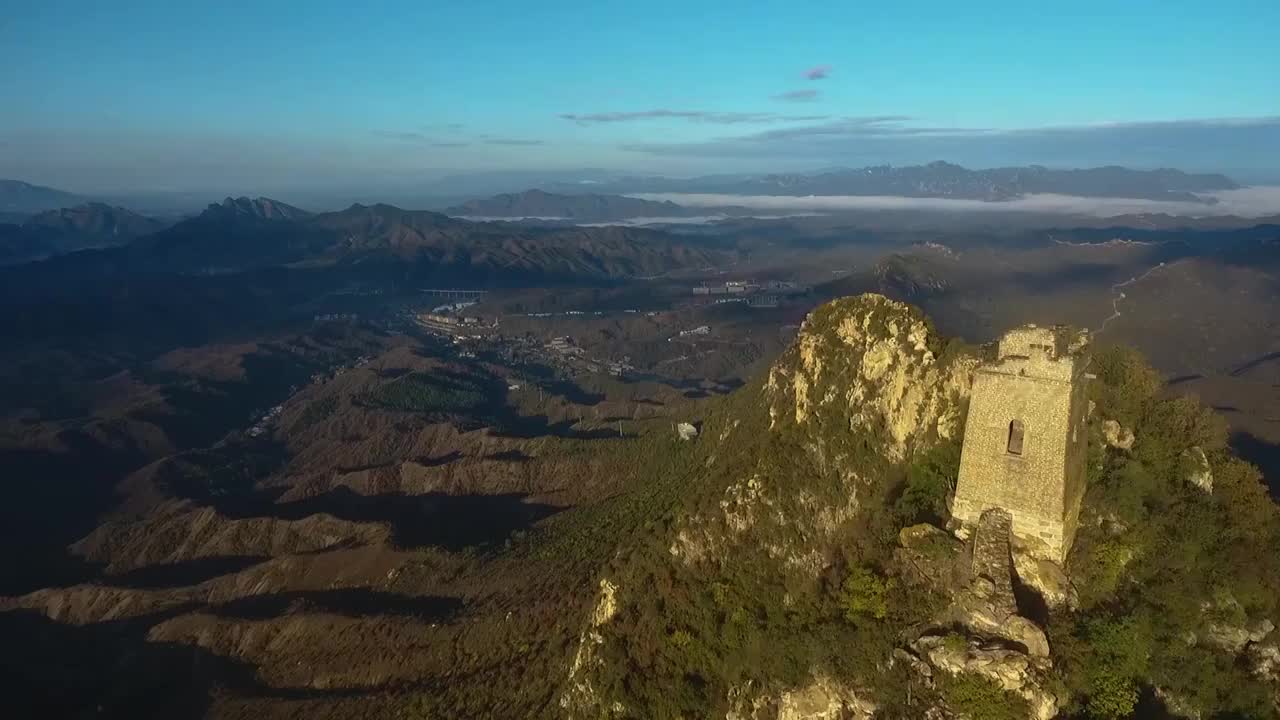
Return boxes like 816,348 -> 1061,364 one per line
971,507 -> 1018,618
953,325 -> 1089,563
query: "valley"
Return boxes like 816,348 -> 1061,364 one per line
0,185 -> 1279,718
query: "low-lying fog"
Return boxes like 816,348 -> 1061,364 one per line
456,214 -> 822,226
630,186 -> 1280,219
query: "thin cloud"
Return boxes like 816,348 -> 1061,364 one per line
620,115 -> 1280,164
483,138 -> 545,146
559,110 -> 831,126
372,130 -> 470,148
627,188 -> 1280,218
372,130 -> 432,142
1004,115 -> 1280,135
740,116 -> 981,142
773,89 -> 820,102
804,65 -> 832,80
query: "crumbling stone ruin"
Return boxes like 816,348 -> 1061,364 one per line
952,325 -> 1091,562
901,509 -> 1062,720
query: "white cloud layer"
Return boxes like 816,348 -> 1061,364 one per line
628,187 -> 1280,218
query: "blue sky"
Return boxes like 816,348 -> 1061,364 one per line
2,0 -> 1278,193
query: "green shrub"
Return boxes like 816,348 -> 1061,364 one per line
840,566 -> 892,623
895,439 -> 961,526
1088,345 -> 1162,427
936,672 -> 1029,720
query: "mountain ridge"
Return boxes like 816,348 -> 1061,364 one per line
445,189 -> 695,222
537,162 -> 1240,202
1,197 -> 723,289
0,179 -> 87,214
0,203 -> 167,265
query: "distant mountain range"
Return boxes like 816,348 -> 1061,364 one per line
445,189 -> 706,222
0,179 -> 87,214
0,203 -> 169,265
9,196 -> 716,282
534,162 -> 1240,202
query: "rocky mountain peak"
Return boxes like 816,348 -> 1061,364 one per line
764,294 -> 974,457
564,295 -> 986,717
208,196 -> 309,221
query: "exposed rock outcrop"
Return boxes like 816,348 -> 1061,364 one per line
1205,616 -> 1275,654
895,523 -> 966,589
564,295 -> 979,719
560,578 -> 623,717
913,635 -> 1060,720
1249,641 -> 1280,709
765,294 -> 975,460
669,295 -> 974,576
905,510 -> 1061,720
776,677 -> 877,720
1102,419 -> 1135,450
1155,687 -> 1204,720
1012,544 -> 1077,610
726,675 -> 877,720
1180,446 -> 1214,493
936,510 -> 1050,658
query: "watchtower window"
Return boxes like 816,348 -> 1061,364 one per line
1007,419 -> 1025,455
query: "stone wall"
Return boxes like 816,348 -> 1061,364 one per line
971,507 -> 1017,618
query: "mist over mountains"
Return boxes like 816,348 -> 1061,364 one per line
1,162 -> 1258,219
445,189 -> 700,222
534,162 -> 1240,202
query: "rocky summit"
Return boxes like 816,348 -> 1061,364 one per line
557,294 -> 1280,720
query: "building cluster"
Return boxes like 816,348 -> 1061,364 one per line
538,337 -> 630,376
307,354 -> 373,385
247,404 -> 284,437
419,312 -> 485,327
688,280 -> 806,310
545,336 -> 585,357
691,279 -> 800,296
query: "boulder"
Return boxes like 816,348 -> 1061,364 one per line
1012,547 -> 1077,610
1180,446 -> 1213,493
894,523 -> 965,590
1207,618 -> 1275,653
942,577 -> 1050,658
1154,686 -> 1204,719
1247,642 -> 1280,716
1102,419 -> 1135,450
725,675 -> 876,720
1249,642 -> 1280,681
913,635 -> 1060,720
777,676 -> 876,720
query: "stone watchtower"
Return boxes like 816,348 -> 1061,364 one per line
952,325 -> 1090,563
